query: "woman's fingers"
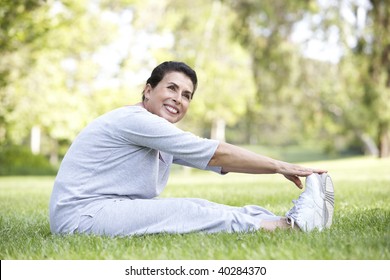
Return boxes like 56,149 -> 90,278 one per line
284,175 -> 303,189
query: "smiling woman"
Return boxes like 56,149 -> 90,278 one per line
49,61 -> 334,237
142,71 -> 193,123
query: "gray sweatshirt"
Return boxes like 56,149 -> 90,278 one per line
49,105 -> 221,233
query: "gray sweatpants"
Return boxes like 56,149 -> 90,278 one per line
76,197 -> 281,236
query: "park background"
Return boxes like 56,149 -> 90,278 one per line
0,0 -> 389,261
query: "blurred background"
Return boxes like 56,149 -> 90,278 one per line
1,0 -> 389,175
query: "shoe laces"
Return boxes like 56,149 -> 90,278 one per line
286,192 -> 313,222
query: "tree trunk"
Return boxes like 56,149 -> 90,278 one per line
211,117 -> 226,142
30,125 -> 41,155
369,0 -> 390,158
49,139 -> 59,166
356,131 -> 379,156
378,122 -> 390,158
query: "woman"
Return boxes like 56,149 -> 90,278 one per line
49,61 -> 334,236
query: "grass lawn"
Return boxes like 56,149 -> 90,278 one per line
0,156 -> 389,260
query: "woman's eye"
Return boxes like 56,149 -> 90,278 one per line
183,94 -> 191,100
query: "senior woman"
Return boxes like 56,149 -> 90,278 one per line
49,61 -> 334,236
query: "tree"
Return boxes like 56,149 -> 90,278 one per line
313,0 -> 390,157
225,0 -> 318,145
363,0 -> 390,157
1,0 -> 125,161
0,0 -> 54,146
226,0 -> 390,158
127,0 -> 257,141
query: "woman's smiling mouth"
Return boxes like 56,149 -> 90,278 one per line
164,104 -> 179,114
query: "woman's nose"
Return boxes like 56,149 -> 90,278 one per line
172,92 -> 182,104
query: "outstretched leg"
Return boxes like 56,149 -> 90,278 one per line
77,197 -> 285,236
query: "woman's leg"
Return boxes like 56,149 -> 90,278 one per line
260,217 -> 295,231
79,197 -> 286,236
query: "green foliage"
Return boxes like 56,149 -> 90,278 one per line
0,0 -> 54,145
0,0 -> 125,149
0,157 -> 389,259
0,146 -> 57,176
359,0 -> 390,157
130,0 -> 256,137
223,0 -> 322,145
0,0 -> 50,52
1,0 -> 390,159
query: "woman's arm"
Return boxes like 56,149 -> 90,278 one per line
208,142 -> 327,188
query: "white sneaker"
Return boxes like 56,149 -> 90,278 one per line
286,173 -> 334,232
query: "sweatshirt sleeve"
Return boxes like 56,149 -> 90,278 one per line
111,107 -> 221,171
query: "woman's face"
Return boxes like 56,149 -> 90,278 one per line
143,71 -> 194,123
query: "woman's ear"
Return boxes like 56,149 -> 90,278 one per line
143,84 -> 152,100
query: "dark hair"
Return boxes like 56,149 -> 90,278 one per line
142,61 -> 198,101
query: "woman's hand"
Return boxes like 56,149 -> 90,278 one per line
278,162 -> 327,189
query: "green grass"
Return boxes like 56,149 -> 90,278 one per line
0,157 -> 389,259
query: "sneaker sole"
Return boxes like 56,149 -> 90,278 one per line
321,173 -> 334,229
